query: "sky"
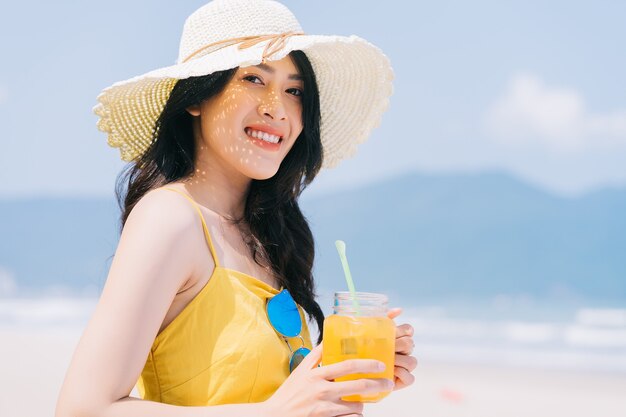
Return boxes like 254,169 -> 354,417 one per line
0,0 -> 625,198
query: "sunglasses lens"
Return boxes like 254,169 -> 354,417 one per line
289,347 -> 311,372
267,290 -> 302,338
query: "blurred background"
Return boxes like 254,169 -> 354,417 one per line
1,0 -> 625,416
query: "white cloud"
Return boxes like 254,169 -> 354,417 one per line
483,73 -> 626,151
0,267 -> 18,297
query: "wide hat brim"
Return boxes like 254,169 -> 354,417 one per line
94,34 -> 394,169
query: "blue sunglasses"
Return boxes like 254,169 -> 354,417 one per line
266,289 -> 311,373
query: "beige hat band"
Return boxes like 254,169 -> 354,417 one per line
182,31 -> 305,64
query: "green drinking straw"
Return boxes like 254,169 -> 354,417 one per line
335,240 -> 361,316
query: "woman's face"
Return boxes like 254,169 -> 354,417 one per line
188,54 -> 305,180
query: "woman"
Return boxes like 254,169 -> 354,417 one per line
56,1 -> 417,416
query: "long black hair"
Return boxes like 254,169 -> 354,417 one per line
115,50 -> 325,344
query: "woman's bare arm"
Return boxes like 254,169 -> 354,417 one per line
54,190 -> 269,417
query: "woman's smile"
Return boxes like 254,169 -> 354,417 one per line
244,126 -> 284,152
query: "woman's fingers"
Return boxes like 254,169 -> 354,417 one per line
392,353 -> 418,391
388,310 -> 415,354
394,353 -> 418,372
393,365 -> 416,391
395,335 -> 415,355
295,342 -> 323,373
387,307 -> 403,320
316,358 -> 386,380
395,323 -> 414,338
332,377 -> 394,397
329,400 -> 364,416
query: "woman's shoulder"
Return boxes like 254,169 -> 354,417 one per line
126,184 -> 203,237
121,184 -> 214,287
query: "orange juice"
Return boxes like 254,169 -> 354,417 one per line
322,292 -> 396,402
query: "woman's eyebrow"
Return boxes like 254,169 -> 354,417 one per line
254,63 -> 303,81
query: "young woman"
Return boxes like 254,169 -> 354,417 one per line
56,1 -> 416,416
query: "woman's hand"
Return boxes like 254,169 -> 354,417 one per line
387,308 -> 418,391
263,343 -> 393,417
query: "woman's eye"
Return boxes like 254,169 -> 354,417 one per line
287,88 -> 303,97
244,75 -> 302,98
243,75 -> 263,84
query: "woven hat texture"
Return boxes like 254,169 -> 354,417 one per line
94,0 -> 394,168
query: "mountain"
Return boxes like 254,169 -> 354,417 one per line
304,172 -> 626,305
0,197 -> 120,294
1,171 -> 625,305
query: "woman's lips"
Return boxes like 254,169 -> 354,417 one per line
245,124 -> 286,138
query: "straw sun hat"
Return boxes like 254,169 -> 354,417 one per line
94,0 -> 394,169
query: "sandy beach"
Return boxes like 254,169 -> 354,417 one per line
1,325 -> 625,417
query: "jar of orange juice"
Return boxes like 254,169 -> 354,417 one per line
321,292 -> 396,402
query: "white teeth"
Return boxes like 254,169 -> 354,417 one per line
245,128 -> 281,144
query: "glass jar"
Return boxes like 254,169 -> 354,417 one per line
322,292 -> 395,402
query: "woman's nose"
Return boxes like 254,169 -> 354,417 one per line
258,92 -> 287,121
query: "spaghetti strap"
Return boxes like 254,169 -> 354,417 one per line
162,187 -> 221,268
